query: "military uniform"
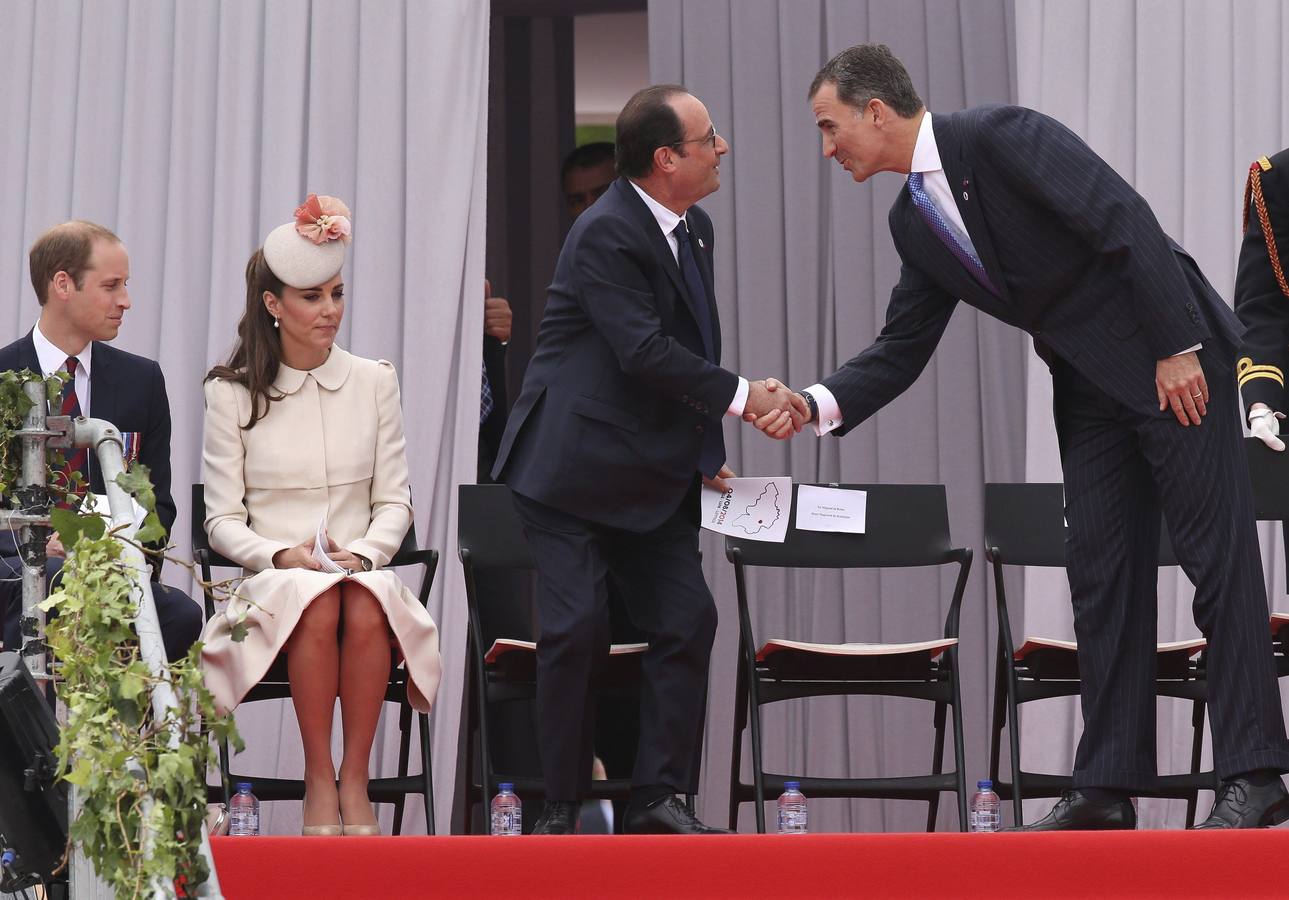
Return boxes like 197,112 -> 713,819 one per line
1236,148 -> 1289,412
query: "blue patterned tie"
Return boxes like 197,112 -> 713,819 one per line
906,171 -> 996,294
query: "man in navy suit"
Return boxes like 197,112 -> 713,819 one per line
762,44 -> 1289,829
493,84 -> 799,834
0,220 -> 200,662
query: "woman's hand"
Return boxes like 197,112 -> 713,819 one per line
272,538 -> 324,570
324,534 -> 370,573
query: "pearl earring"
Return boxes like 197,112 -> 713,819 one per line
273,317 -> 280,329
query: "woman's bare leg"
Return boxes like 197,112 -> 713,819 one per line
337,582 -> 391,827
287,586 -> 341,826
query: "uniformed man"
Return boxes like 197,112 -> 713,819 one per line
1236,148 -> 1289,449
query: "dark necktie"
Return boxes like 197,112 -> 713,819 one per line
906,171 -> 997,294
672,219 -> 725,477
55,356 -> 88,503
672,218 -> 716,361
480,361 -> 494,425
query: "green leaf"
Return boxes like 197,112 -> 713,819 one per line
134,510 -> 166,545
51,507 -> 106,547
229,621 -> 249,643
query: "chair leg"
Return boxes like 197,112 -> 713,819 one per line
1186,697 -> 1207,828
926,700 -> 947,831
1004,662 -> 1025,825
728,655 -> 748,832
392,702 -> 412,836
419,711 -> 435,835
747,688 -> 767,834
949,665 -> 968,832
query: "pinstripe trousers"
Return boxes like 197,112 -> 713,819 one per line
1052,350 -> 1289,791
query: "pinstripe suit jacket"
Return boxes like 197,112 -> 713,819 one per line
822,105 -> 1245,432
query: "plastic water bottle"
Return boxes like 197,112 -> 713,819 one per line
491,783 -> 522,836
969,779 -> 1000,832
228,782 -> 260,836
777,781 -> 808,834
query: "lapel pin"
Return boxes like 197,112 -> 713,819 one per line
697,237 -> 705,249
962,191 -> 969,201
962,178 -> 969,201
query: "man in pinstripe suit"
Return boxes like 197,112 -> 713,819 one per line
768,44 -> 1289,830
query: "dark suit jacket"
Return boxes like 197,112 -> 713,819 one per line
493,177 -> 738,532
822,105 -> 1243,429
1235,147 -> 1289,412
0,332 -> 177,540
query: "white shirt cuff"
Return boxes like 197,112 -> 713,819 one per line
726,376 -> 749,417
1171,343 -> 1202,356
805,383 -> 843,435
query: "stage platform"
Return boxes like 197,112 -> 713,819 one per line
211,830 -> 1289,898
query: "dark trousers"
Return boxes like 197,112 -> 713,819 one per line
1,555 -> 203,663
511,489 -> 717,801
1053,352 -> 1289,790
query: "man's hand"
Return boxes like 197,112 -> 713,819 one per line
1156,351 -> 1208,426
45,534 -> 65,559
272,538 -> 324,571
703,464 -> 736,493
1249,402 -> 1286,452
484,278 -> 513,343
743,379 -> 807,439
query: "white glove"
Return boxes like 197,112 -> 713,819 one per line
1249,406 -> 1285,452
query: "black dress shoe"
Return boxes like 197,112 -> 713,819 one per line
532,801 -> 579,835
624,795 -> 732,834
1192,775 -> 1289,829
1003,789 -> 1135,832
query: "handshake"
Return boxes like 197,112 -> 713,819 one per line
741,378 -> 812,440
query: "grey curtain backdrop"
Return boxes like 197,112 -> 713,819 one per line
649,0 -> 1028,832
1014,0 -> 1289,829
0,0 -> 488,835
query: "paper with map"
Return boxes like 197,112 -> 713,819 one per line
700,476 -> 793,543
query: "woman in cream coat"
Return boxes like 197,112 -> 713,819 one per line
200,195 -> 440,836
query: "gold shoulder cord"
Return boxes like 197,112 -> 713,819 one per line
1245,158 -> 1289,299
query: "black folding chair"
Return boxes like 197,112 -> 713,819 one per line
726,483 -> 972,832
193,483 -> 436,834
983,482 -> 1213,826
457,483 -> 672,833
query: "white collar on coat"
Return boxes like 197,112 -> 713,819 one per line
273,345 -> 353,395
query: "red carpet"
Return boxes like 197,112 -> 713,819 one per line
212,830 -> 1289,898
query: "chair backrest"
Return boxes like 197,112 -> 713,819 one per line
457,483 -> 535,570
723,483 -> 958,569
191,482 -> 422,569
984,482 -> 1178,567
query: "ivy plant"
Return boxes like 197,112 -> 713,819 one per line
0,367 -> 241,898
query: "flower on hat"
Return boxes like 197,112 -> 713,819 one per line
294,194 -> 353,245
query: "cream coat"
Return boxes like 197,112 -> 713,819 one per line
199,347 -> 440,713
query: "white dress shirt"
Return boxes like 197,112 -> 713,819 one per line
33,321 -> 92,415
629,181 -> 748,416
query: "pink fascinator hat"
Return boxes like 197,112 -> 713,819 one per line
262,194 -> 353,288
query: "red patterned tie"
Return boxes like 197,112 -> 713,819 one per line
54,356 -> 87,504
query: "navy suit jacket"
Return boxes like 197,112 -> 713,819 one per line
822,105 -> 1244,431
493,177 -> 739,531
0,332 -> 177,541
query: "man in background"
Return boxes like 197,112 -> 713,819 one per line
562,141 -> 617,222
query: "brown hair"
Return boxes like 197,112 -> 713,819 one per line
205,249 -> 286,429
29,220 -> 121,305
615,84 -> 687,179
808,43 -> 923,118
